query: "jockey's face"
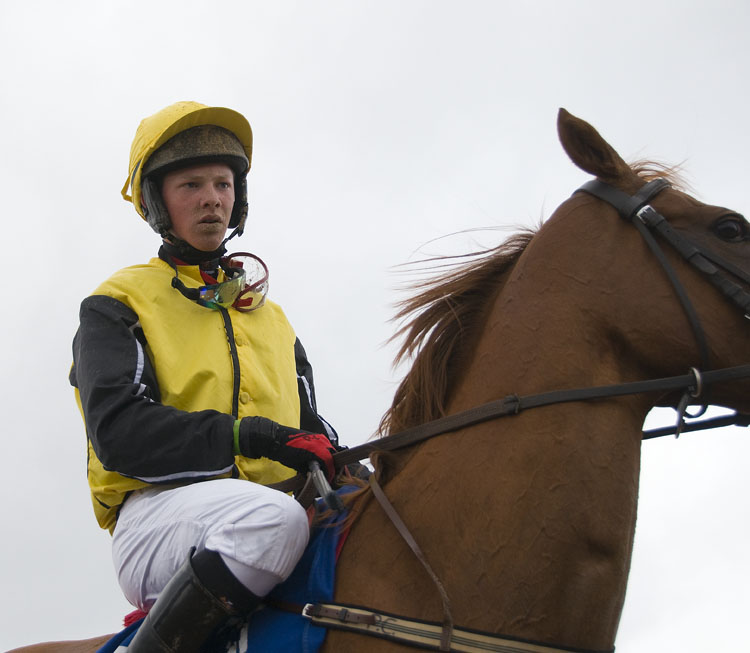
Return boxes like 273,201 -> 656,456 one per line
161,162 -> 235,251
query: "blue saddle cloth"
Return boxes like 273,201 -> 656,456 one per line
98,491 -> 351,653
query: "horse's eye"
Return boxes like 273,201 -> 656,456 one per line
713,215 -> 748,242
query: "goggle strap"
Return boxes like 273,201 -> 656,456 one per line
233,289 -> 260,312
171,272 -> 200,301
164,255 -> 204,302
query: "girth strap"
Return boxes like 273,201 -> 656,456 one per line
300,601 -> 614,653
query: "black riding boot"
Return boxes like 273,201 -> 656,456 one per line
127,548 -> 262,653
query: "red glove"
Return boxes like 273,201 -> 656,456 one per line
236,416 -> 336,480
283,431 -> 336,480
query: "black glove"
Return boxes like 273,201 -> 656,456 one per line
235,416 -> 336,480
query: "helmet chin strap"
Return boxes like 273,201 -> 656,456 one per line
161,236 -> 225,265
161,224 -> 242,265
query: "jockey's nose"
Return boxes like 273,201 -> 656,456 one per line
202,186 -> 222,208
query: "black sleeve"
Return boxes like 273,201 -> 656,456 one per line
70,295 -> 236,482
294,338 -> 339,447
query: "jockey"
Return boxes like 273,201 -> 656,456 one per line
70,101 -> 339,652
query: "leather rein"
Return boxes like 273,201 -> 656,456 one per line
290,178 -> 750,653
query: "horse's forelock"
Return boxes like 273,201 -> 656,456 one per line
630,159 -> 692,192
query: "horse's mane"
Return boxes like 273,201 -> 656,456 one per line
379,162 -> 687,438
378,229 -> 535,437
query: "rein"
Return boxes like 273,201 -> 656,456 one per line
332,365 -> 750,469
292,178 -> 750,652
272,366 -> 750,501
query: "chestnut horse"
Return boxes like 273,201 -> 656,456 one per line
12,109 -> 750,652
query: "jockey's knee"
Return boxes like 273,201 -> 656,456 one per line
206,489 -> 310,596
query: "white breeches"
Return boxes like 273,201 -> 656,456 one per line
112,478 -> 309,611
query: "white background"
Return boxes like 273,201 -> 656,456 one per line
1,2 -> 748,651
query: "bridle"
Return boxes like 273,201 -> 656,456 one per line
577,177 -> 750,366
290,177 -> 750,653
579,178 -> 750,318
574,177 -> 750,429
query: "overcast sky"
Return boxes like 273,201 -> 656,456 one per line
1,2 -> 749,651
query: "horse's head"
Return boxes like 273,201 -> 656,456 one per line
557,108 -> 750,410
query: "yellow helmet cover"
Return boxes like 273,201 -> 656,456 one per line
122,101 -> 253,221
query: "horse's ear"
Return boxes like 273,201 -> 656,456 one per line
557,108 -> 638,186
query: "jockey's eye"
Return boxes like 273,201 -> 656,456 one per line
713,215 -> 748,242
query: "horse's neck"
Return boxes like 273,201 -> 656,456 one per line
334,400 -> 642,651
333,267 -> 649,652
428,269 -> 648,647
